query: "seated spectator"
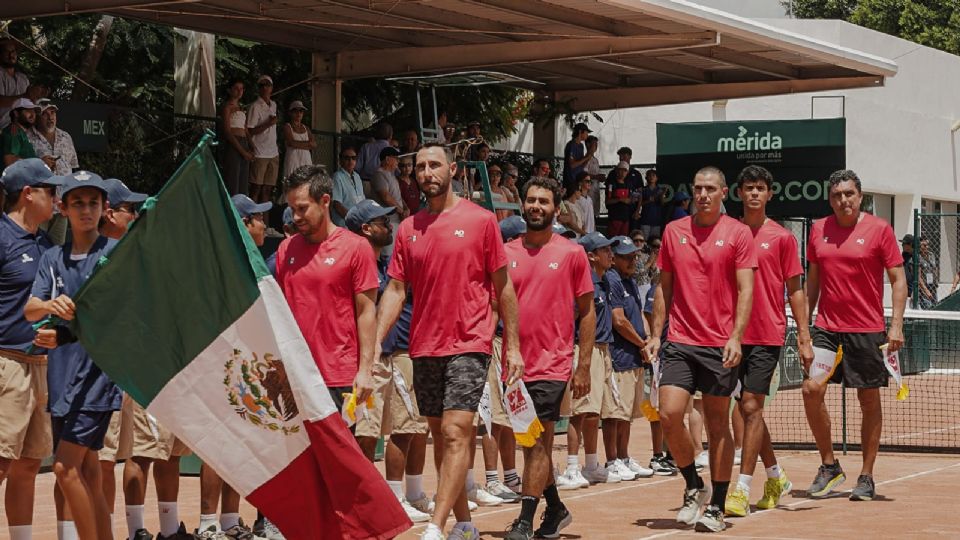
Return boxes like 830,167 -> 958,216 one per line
465,120 -> 483,160
331,146 -> 364,227
557,179 -> 586,237
400,129 -> 421,155
397,155 -> 421,214
606,161 -> 633,236
357,121 -> 392,183
370,146 -> 406,255
669,191 -> 691,222
574,171 -> 596,234
0,37 -> 44,131
605,146 -> 643,188
282,100 -> 316,179
220,78 -> 253,195
636,169 -> 666,239
531,158 -> 553,181
502,163 -> 522,205
1,99 -> 47,171
485,162 -> 513,222
27,99 -> 78,176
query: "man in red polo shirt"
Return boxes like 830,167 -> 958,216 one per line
502,177 -> 595,540
376,143 -> 523,540
725,165 -> 813,517
645,166 -> 756,533
276,164 -> 379,414
803,169 -> 906,502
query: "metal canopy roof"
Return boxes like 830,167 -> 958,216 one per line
7,0 -> 898,111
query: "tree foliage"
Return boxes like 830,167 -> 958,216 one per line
787,0 -> 960,55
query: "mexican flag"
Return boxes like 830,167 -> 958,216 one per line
70,138 -> 411,539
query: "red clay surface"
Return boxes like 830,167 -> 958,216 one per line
4,421 -> 958,539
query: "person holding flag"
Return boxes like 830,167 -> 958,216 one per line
802,169 -> 907,502
375,143 -> 523,540
25,171 -> 122,540
0,159 -> 62,540
724,166 -> 813,517
501,177 -> 595,540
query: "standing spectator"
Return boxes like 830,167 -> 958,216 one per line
465,121 -> 483,161
606,162 -> 633,236
282,100 -> 316,179
371,147 -> 407,255
636,169 -> 666,239
563,123 -> 593,186
917,237 -> 938,309
902,234 -> 916,301
629,231 -> 650,287
486,162 -> 513,222
397,155 -> 421,215
2,99 -> 49,171
400,129 -> 421,155
558,179 -> 587,237
503,164 -> 522,206
604,147 -> 643,194
0,38 -> 42,132
575,171 -> 596,234
246,75 -> 279,203
27,99 -> 78,176
357,122 -> 393,184
670,192 -> 691,222
219,78 -> 253,195
331,146 -> 364,227
584,135 -> 602,218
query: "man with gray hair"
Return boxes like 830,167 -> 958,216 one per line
27,99 -> 78,176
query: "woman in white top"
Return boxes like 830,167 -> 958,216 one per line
220,78 -> 253,195
282,100 -> 316,179
557,178 -> 586,237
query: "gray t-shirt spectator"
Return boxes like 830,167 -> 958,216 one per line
356,139 -> 390,180
371,169 -> 405,219
331,168 -> 364,227
0,70 -> 29,130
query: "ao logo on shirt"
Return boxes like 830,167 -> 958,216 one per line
856,238 -> 865,245
323,257 -> 336,266
715,240 -> 725,247
760,243 -> 770,250
408,235 -> 417,243
454,230 -> 465,238
548,262 -> 559,270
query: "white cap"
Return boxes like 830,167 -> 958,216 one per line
287,100 -> 307,111
616,161 -> 629,170
257,75 -> 273,85
11,98 -> 37,111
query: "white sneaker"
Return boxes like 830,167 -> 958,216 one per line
614,459 -> 638,481
623,457 -> 655,478
676,485 -> 711,525
448,522 -> 480,540
695,450 -> 710,470
556,468 -> 582,491
420,524 -> 445,540
400,496 -> 431,523
467,485 -> 504,506
582,463 -> 620,484
486,479 -> 521,502
571,467 -> 589,488
734,448 -> 742,466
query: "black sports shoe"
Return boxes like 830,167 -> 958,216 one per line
157,523 -> 195,540
130,529 -> 154,540
534,505 -> 572,539
504,519 -> 534,540
849,474 -> 876,501
650,455 -> 677,476
694,504 -> 726,532
807,461 -> 845,498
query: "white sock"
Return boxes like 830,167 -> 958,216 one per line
485,469 -> 499,484
220,512 -> 240,530
57,521 -> 78,540
454,521 -> 474,531
405,474 -> 424,500
9,525 -> 31,540
738,474 -> 753,492
198,513 -> 219,532
465,469 -> 476,491
158,501 -> 180,536
424,523 -> 443,535
766,464 -> 782,479
387,479 -> 403,499
585,453 -> 599,469
125,505 -> 145,539
567,454 -> 579,469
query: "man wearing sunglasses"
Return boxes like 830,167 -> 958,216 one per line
332,147 -> 364,227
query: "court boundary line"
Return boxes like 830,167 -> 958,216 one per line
634,461 -> 960,539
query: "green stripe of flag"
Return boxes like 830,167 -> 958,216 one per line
72,138 -> 270,406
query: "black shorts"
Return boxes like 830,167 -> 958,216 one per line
739,345 -> 781,396
413,353 -> 490,418
524,380 -> 568,423
52,410 -> 113,451
660,342 -> 738,397
328,386 -> 352,411
812,328 -> 888,388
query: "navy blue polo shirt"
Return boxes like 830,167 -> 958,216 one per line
607,270 -> 646,371
639,186 -> 665,226
563,140 -> 585,185
644,285 -> 669,341
591,270 -> 613,344
266,251 -> 278,277
32,236 -> 122,416
0,214 -> 54,354
379,255 -> 413,355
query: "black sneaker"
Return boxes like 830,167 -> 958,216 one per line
131,529 -> 154,540
650,455 -> 677,476
157,523 -> 196,540
694,504 -> 726,533
807,461 -> 846,498
534,505 -> 572,539
849,474 -> 876,501
504,519 -> 534,540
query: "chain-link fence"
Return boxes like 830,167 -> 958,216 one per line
912,212 -> 960,310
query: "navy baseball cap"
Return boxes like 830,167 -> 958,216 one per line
552,222 -> 576,239
103,178 -> 147,207
1,158 -> 62,194
578,231 -> 615,252
379,146 -> 400,161
499,215 -> 526,242
59,171 -> 107,199
282,206 -> 294,227
674,191 -> 691,202
345,199 -> 395,233
231,194 -> 272,218
611,235 -> 639,256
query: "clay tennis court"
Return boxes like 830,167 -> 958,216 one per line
7,422 -> 959,539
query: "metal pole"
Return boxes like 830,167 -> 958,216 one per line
914,208 -> 920,310
841,380 -> 847,455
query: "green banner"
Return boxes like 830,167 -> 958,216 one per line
656,118 -> 845,218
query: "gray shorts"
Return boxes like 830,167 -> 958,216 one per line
412,353 -> 490,418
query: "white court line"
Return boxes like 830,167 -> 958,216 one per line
634,461 -> 960,540
409,476 -> 681,531
880,422 -> 960,441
